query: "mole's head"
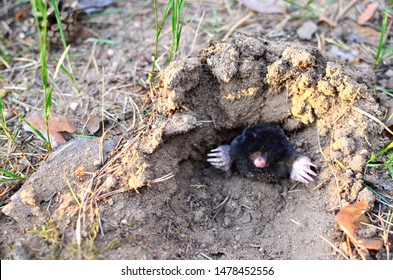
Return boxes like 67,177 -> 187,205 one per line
250,151 -> 267,168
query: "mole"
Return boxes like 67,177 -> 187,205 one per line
207,123 -> 316,183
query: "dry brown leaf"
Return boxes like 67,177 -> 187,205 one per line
336,200 -> 369,240
242,0 -> 287,14
319,15 -> 337,27
15,9 -> 29,21
85,115 -> 102,135
23,111 -> 76,147
336,200 -> 384,251
357,2 -> 378,25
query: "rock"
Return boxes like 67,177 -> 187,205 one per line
12,241 -> 29,260
297,21 -> 318,40
2,138 -> 116,229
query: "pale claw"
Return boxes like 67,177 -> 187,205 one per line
207,145 -> 231,171
290,156 -> 317,184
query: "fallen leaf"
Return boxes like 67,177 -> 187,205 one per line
357,2 -> 379,25
241,0 -> 287,14
336,200 -> 384,251
319,15 -> 337,27
84,115 -> 102,135
15,9 -> 29,21
357,238 -> 384,251
23,111 -> 76,148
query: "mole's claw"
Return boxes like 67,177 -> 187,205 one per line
207,152 -> 221,157
290,156 -> 317,184
300,170 -> 314,182
207,145 -> 231,171
305,168 -> 317,177
295,176 -> 310,184
207,158 -> 222,163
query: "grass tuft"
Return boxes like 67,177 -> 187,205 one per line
26,220 -> 63,259
147,0 -> 185,84
367,142 -> 393,179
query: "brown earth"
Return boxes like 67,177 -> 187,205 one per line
1,30 -> 390,259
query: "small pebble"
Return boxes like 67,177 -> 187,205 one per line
107,49 -> 115,58
385,69 -> 393,77
12,241 -> 29,260
297,21 -> 318,40
69,102 -> 78,111
18,32 -> 26,39
4,110 -> 14,120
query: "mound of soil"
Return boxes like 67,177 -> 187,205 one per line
2,33 -> 389,259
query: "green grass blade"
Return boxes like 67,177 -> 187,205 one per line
0,98 -> 6,125
148,0 -> 173,83
53,59 -> 79,91
376,86 -> 393,98
366,163 -> 382,167
364,183 -> 391,204
367,142 -> 393,163
0,168 -> 26,182
36,0 -> 49,88
65,178 -> 81,206
88,38 -> 121,45
283,0 -> 306,9
375,8 -> 388,67
0,169 -> 19,178
50,0 -> 67,49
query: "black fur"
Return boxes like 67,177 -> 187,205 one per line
229,123 -> 298,182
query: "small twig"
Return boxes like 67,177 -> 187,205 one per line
214,195 -> 230,210
190,9 -> 205,56
317,126 -> 339,188
288,182 -> 299,191
312,179 -> 327,191
150,173 -> 174,184
290,219 -> 303,227
319,235 -> 350,260
222,11 -> 253,41
213,195 -> 230,220
199,253 -> 212,260
346,235 -> 353,260
359,222 -> 393,234
334,0 -> 357,22
190,184 -> 208,189
353,106 -> 393,136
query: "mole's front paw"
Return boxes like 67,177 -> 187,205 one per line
290,156 -> 317,184
207,145 -> 231,172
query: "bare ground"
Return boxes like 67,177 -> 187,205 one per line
1,1 -> 392,260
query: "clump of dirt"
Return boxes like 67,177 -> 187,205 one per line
114,33 -> 388,259
2,33 -> 389,259
123,33 -> 387,210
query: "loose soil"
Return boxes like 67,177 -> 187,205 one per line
1,1 -> 392,260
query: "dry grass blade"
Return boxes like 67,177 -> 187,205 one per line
319,235 -> 350,260
199,252 -> 213,260
317,126 -> 339,188
149,173 -> 174,184
190,9 -> 205,56
353,106 -> 393,136
222,11 -> 253,41
289,219 -> 350,259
